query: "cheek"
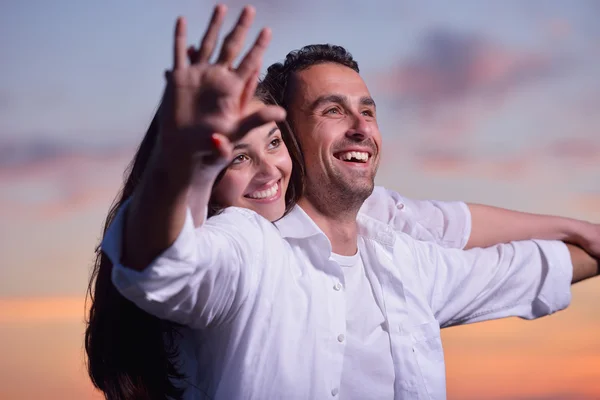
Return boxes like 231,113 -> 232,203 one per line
213,171 -> 249,206
274,149 -> 293,180
373,129 -> 383,151
299,120 -> 335,155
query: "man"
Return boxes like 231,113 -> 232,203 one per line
103,6 -> 599,399
259,43 -> 599,398
261,44 -> 600,253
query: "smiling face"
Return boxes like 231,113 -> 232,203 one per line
286,62 -> 381,213
211,100 -> 293,222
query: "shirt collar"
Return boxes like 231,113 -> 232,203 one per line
357,212 -> 396,248
275,205 -> 324,240
275,205 -> 396,248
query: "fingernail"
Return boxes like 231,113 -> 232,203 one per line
211,135 -> 221,148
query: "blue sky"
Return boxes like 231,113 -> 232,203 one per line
2,0 -> 598,147
1,2 -> 599,399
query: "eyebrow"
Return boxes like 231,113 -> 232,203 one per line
233,126 -> 280,150
310,94 -> 376,111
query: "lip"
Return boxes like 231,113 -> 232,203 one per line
243,179 -> 282,203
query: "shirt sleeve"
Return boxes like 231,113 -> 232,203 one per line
360,186 -> 472,249
102,200 -> 266,329
406,237 -> 573,327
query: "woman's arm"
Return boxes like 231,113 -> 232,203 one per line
121,9 -> 284,270
361,187 -> 600,258
466,203 -> 600,258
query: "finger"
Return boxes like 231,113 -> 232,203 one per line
236,28 -> 271,79
240,69 -> 260,111
217,5 -> 256,66
197,133 -> 234,169
233,106 -> 287,141
173,17 -> 188,70
187,46 -> 199,64
197,4 -> 227,63
211,133 -> 234,161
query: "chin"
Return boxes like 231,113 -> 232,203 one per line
255,203 -> 286,222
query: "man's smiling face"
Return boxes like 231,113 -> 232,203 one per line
286,62 -> 382,209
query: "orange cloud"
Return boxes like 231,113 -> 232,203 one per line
443,285 -> 600,399
0,296 -> 87,323
0,308 -> 102,400
571,193 -> 600,220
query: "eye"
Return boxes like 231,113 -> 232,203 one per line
361,109 -> 375,117
230,154 -> 249,165
268,137 -> 282,149
325,107 -> 341,115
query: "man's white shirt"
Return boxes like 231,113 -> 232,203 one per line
103,187 -> 572,399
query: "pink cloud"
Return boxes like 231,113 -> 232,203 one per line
414,148 -> 535,181
0,146 -> 133,221
373,29 -> 563,112
543,18 -> 572,40
544,138 -> 600,166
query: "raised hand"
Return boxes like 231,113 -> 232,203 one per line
159,5 -> 286,174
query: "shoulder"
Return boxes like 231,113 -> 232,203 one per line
204,206 -> 282,240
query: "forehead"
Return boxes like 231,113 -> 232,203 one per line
235,101 -> 278,148
290,63 -> 371,103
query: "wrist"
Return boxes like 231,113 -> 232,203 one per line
560,218 -> 591,246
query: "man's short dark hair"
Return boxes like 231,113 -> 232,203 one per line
262,44 -> 359,108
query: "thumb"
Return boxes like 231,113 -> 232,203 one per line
233,105 -> 287,141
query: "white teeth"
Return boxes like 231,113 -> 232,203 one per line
247,182 -> 278,199
340,151 -> 369,162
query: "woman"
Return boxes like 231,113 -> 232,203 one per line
85,88 -> 301,400
86,5 -> 599,399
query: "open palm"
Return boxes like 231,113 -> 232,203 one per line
160,5 -> 285,169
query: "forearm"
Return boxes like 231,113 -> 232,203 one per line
567,243 -> 600,283
123,149 -> 216,270
466,203 -> 583,249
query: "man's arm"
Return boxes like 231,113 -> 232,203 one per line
410,236 -> 596,328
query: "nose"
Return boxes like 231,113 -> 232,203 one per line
253,155 -> 279,182
345,112 -> 372,141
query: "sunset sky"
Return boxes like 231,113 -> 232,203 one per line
1,1 -> 599,399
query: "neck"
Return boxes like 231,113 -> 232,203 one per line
297,196 -> 359,256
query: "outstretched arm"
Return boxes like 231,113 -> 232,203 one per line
361,188 -> 600,258
102,6 -> 285,328
413,236 -> 598,329
466,203 -> 600,259
122,7 -> 284,271
567,243 -> 600,283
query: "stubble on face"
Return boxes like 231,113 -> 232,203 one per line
286,63 -> 381,219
